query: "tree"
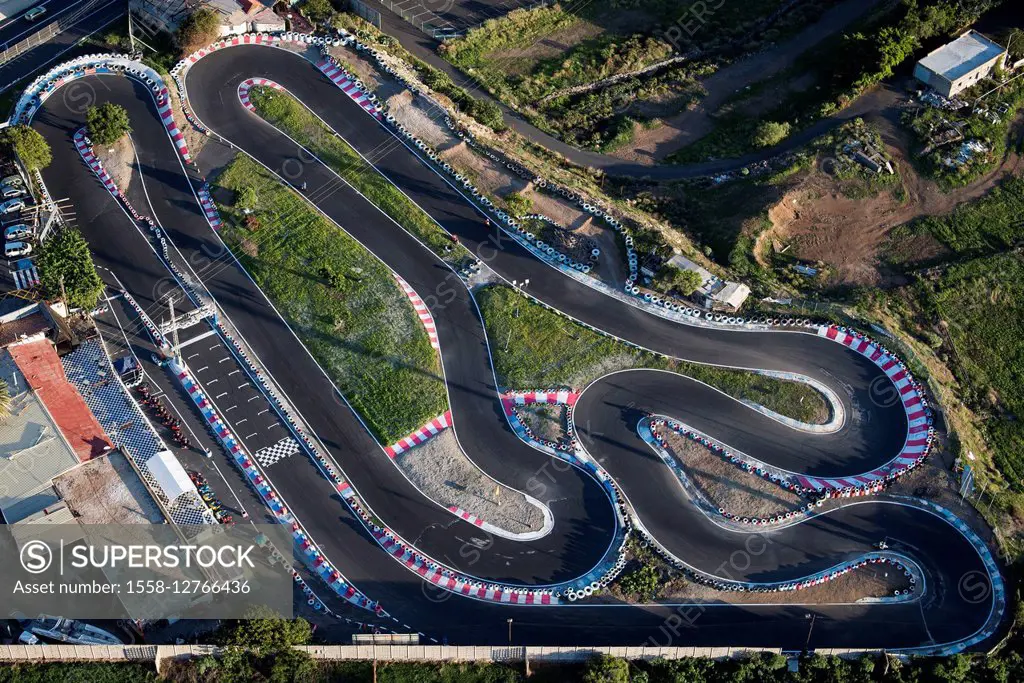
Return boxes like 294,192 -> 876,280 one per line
302,0 -> 335,24
658,265 -> 704,295
177,7 -> 221,55
583,655 -> 630,683
2,125 -> 51,171
86,103 -> 131,146
752,120 -> 791,148
220,606 -> 312,651
37,228 -> 104,310
0,380 -> 11,420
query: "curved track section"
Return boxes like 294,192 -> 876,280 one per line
16,41 -> 1005,651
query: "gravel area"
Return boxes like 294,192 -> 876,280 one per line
395,430 -> 544,533
663,429 -> 805,518
94,135 -> 136,193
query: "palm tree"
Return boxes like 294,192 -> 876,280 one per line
0,379 -> 11,420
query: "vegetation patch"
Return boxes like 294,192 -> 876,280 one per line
440,0 -> 837,150
476,284 -> 829,424
213,154 -> 446,443
247,85 -> 468,262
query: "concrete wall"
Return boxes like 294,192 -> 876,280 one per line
0,643 -> 884,668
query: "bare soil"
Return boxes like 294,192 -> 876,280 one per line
53,451 -> 164,525
395,430 -> 544,533
764,116 -> 1024,288
519,403 -> 566,443
663,430 -> 804,519
95,134 -> 136,193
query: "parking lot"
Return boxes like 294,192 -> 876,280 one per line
0,163 -> 42,294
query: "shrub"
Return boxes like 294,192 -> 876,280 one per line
86,103 -> 131,146
2,125 -> 51,171
751,120 -> 791,148
503,191 -> 532,217
176,8 -> 221,55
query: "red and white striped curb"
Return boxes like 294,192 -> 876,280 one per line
171,360 -> 377,612
394,276 -> 439,350
384,411 -> 452,458
237,77 -> 285,111
197,186 -> 222,230
794,326 -> 933,492
448,505 -> 484,527
500,389 -> 579,416
155,86 -> 190,163
372,527 -> 554,604
73,130 -> 118,196
315,58 -> 383,120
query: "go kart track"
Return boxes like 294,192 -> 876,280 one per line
14,36 -> 1004,652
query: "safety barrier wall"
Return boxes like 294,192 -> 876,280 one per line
0,643 -> 898,664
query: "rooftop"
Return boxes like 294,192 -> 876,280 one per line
52,450 -> 165,525
0,350 -> 80,523
8,340 -> 112,462
918,31 -> 1006,82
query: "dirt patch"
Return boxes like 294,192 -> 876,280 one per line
729,71 -> 818,118
94,134 -> 136,193
518,404 -> 566,443
493,19 -> 604,75
663,430 -> 805,518
395,430 -> 544,533
764,117 -> 1024,289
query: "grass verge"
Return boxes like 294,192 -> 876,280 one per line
213,155 -> 447,444
246,85 -> 469,263
476,284 -> 830,424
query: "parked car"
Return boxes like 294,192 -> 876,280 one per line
4,224 -> 30,240
0,184 -> 25,199
23,6 -> 47,21
0,198 -> 26,214
1,174 -> 24,187
5,241 -> 31,257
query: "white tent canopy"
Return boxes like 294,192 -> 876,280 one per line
145,450 -> 193,502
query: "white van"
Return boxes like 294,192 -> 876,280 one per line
5,241 -> 32,257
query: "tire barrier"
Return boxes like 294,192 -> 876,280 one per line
237,77 -> 285,111
169,359 -> 380,614
35,36 -> 1003,649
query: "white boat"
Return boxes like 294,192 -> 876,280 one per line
28,616 -> 123,646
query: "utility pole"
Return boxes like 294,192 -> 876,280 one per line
168,295 -> 181,363
58,274 -> 67,309
127,9 -> 136,53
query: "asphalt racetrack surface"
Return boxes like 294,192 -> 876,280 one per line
27,45 -> 1000,649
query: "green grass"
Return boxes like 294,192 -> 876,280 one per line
247,86 -> 468,262
476,285 -> 829,424
214,155 -> 447,444
439,0 -> 822,150
914,175 -> 1024,255
922,253 -> 1024,491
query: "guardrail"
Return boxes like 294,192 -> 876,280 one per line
0,0 -> 113,68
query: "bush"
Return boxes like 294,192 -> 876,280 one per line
2,124 -> 51,171
37,228 -> 104,310
503,191 -> 532,217
86,103 -> 131,146
176,7 -> 221,55
583,655 -> 630,683
302,0 -> 336,24
751,120 -> 791,148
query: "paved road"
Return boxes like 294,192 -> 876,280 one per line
24,47 -> 1002,649
0,0 -> 125,94
372,0 -> 893,179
